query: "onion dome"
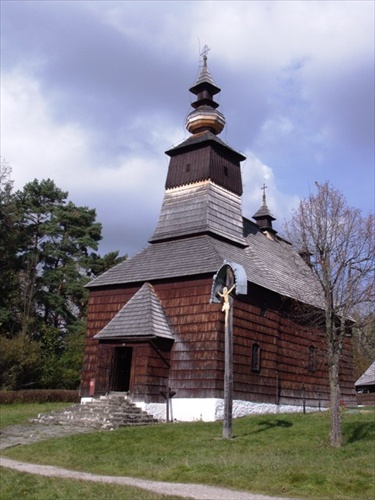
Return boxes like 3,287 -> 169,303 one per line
185,53 -> 225,135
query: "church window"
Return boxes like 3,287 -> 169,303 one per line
308,346 -> 317,372
260,300 -> 268,316
251,343 -> 261,373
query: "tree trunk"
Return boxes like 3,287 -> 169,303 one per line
329,352 -> 342,447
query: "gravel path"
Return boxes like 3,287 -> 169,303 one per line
0,424 -> 297,500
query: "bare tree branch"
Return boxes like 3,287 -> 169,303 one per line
283,181 -> 374,447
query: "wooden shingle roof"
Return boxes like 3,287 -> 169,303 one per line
93,282 -> 174,341
88,60 -> 323,311
355,361 -> 375,388
88,222 -> 323,309
150,181 -> 246,246
166,130 -> 246,162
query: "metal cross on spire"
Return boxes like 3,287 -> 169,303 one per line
200,44 -> 210,65
261,183 -> 268,204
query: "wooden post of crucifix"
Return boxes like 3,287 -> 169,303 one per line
221,267 -> 235,439
211,261 -> 247,440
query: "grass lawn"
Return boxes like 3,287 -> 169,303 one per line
1,404 -> 374,499
0,468 -> 186,500
0,402 -> 72,429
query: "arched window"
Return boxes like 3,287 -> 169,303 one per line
251,343 -> 261,373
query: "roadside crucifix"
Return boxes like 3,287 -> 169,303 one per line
217,284 -> 236,323
211,261 -> 247,439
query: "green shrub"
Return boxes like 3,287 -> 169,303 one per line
0,334 -> 43,389
0,389 -> 79,404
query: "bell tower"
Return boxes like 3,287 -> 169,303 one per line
150,51 -> 247,247
252,184 -> 278,240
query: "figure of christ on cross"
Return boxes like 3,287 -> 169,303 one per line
217,284 -> 236,323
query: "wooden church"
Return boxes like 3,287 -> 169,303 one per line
80,54 -> 356,421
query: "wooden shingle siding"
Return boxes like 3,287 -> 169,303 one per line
150,182 -> 246,246
80,62 -> 357,415
339,336 -> 357,402
158,277 -> 223,398
81,286 -> 141,395
165,143 -> 243,195
81,274 -> 355,406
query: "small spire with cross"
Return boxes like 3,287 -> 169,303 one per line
252,182 -> 277,236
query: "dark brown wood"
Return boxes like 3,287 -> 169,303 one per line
80,277 -> 356,408
165,145 -> 243,195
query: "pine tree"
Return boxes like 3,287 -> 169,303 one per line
0,173 -> 126,389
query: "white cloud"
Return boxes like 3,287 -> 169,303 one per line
85,0 -> 373,74
1,70 -> 94,190
189,1 -> 373,68
242,151 -> 300,229
257,116 -> 294,146
0,69 -> 168,255
1,69 -> 173,195
1,1 -> 373,252
88,1 -> 192,56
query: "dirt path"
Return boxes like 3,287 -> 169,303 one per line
0,457 -> 296,500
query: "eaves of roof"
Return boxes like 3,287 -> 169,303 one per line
88,235 -> 223,288
165,130 -> 246,162
87,230 -> 323,309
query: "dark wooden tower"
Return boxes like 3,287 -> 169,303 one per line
80,53 -> 356,420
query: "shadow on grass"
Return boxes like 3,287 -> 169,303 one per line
238,419 -> 293,437
257,419 -> 293,431
345,421 -> 375,444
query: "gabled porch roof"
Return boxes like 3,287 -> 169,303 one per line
94,282 -> 174,341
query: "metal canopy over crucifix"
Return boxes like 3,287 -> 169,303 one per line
211,261 -> 247,439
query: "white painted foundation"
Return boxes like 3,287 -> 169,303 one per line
80,397 -> 94,404
135,398 -> 321,422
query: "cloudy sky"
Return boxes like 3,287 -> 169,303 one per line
1,1 -> 374,257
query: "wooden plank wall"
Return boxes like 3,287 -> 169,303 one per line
356,392 -> 375,406
81,286 -> 138,396
165,146 -> 243,196
81,284 -> 175,401
338,335 -> 357,405
131,343 -> 171,403
81,277 -> 356,407
155,277 -> 223,398
233,288 -> 281,404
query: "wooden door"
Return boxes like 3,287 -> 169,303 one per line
111,347 -> 133,392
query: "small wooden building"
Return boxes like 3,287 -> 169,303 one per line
80,55 -> 356,420
355,361 -> 375,406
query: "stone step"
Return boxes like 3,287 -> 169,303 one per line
30,395 -> 158,430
